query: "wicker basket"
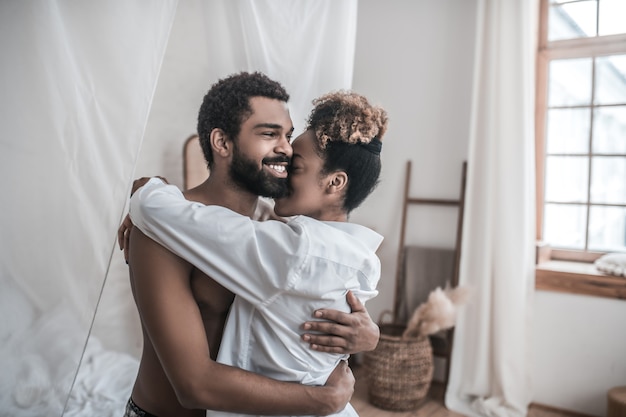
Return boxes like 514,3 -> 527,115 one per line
363,323 -> 434,411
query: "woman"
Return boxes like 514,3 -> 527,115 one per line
130,91 -> 388,417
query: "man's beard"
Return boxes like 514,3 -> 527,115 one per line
230,144 -> 289,199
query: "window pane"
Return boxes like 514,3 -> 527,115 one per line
548,59 -> 592,106
548,1 -> 597,41
593,106 -> 626,153
588,205 -> 626,251
591,156 -> 626,204
544,203 -> 587,249
545,156 -> 589,202
547,108 -> 590,153
595,55 -> 626,105
598,0 -> 626,36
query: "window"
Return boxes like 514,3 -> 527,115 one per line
536,0 -> 626,299
537,0 -> 626,262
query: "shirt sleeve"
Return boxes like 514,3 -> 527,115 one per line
129,178 -> 308,306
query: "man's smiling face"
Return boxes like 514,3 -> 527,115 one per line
229,96 -> 294,198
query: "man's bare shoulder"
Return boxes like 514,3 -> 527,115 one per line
183,187 -> 216,206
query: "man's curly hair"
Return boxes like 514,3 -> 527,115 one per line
306,91 -> 389,213
197,72 -> 289,169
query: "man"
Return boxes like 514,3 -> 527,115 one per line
119,72 -> 379,417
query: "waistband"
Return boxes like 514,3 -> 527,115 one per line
124,397 -> 160,417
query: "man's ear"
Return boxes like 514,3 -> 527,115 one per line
327,171 -> 348,195
210,128 -> 231,158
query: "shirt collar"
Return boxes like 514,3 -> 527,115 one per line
322,221 -> 384,252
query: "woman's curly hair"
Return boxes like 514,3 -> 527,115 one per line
307,91 -> 388,149
306,91 -> 389,213
197,72 -> 289,169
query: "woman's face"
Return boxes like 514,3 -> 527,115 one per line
273,130 -> 327,219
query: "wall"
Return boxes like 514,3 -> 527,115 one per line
95,1 -> 626,416
350,0 -> 475,334
533,291 -> 626,416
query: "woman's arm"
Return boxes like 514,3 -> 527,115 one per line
128,177 -> 380,356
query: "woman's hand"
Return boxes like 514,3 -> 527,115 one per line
117,176 -> 169,262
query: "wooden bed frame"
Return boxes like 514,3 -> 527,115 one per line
182,134 -> 209,190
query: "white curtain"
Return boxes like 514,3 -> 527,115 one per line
229,0 -> 357,132
0,2 -> 177,416
0,0 -> 358,415
445,0 -> 537,416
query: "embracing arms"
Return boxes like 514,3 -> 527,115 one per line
129,228 -> 353,415
120,177 -> 380,355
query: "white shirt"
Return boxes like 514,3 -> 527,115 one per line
129,178 -> 383,417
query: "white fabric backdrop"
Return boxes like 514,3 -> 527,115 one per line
0,1 -> 178,415
233,0 -> 357,132
0,1 -> 358,415
445,0 -> 537,415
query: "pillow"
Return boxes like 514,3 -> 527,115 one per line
594,253 -> 626,277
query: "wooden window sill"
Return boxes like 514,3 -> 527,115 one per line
535,260 -> 626,300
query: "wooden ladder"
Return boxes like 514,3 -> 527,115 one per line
392,159 -> 467,388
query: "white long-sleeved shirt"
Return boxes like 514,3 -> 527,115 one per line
129,178 -> 383,417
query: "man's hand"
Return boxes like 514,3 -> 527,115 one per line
117,176 -> 169,262
301,291 -> 380,354
321,360 -> 354,415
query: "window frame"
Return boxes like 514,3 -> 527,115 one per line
535,0 -> 626,300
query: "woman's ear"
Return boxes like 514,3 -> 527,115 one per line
327,171 -> 348,194
210,128 -> 231,158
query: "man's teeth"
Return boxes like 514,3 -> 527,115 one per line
268,164 -> 286,173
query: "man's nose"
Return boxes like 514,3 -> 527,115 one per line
276,134 -> 293,157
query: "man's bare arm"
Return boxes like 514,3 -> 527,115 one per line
129,229 -> 353,415
301,290 -> 380,354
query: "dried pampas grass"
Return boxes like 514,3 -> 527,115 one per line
402,286 -> 470,339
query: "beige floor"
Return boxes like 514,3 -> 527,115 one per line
351,365 -> 462,417
351,365 -> 577,417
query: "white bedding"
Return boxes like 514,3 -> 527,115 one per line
0,280 -> 138,416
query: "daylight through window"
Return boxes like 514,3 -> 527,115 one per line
537,0 -> 626,261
